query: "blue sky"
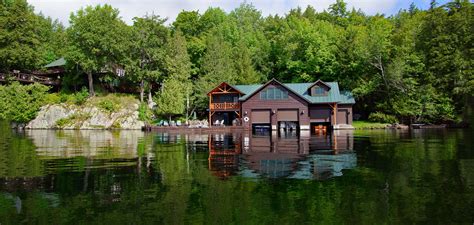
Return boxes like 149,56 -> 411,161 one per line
28,0 -> 454,26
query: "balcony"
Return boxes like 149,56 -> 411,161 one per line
0,73 -> 60,86
210,102 -> 240,110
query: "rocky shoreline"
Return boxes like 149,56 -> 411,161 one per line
26,103 -> 144,130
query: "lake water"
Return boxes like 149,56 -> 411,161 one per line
0,121 -> 473,224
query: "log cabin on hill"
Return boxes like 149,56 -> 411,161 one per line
207,79 -> 355,131
0,57 -> 127,89
0,57 -> 65,86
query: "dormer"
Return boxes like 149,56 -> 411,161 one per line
308,80 -> 331,96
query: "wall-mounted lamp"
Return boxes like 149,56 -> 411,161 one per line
272,110 -> 276,114
244,111 -> 248,116
301,110 -> 305,115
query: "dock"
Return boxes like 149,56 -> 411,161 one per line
142,125 -> 245,133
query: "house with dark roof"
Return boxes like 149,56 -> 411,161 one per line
207,78 -> 355,131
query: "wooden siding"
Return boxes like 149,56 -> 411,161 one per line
337,110 -> 348,124
241,82 -> 310,129
337,104 -> 353,124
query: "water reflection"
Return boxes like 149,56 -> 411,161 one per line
209,130 -> 356,180
12,128 -> 356,181
28,129 -> 145,158
1,122 -> 473,224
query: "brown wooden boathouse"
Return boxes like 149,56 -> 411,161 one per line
208,79 -> 355,130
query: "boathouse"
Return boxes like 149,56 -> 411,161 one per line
207,79 -> 355,130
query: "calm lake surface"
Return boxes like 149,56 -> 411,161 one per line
0,121 -> 473,224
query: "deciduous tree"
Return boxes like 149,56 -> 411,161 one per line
67,4 -> 129,96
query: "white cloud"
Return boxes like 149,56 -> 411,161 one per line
27,0 -> 401,26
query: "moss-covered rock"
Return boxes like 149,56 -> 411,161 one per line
26,95 -> 144,130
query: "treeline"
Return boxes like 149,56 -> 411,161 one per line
0,0 -> 472,123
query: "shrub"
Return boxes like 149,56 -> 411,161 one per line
138,103 -> 153,122
368,112 -> 398,124
98,99 -> 119,112
58,87 -> 89,105
44,93 -> 61,105
59,92 -> 71,103
0,82 -> 50,123
55,117 -> 72,128
74,87 -> 89,105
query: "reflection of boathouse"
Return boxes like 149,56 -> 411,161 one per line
208,131 -> 356,180
208,134 -> 242,179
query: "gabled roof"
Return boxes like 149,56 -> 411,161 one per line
235,79 -> 310,103
308,79 -> 331,90
44,57 -> 66,68
233,79 -> 355,104
207,82 -> 243,96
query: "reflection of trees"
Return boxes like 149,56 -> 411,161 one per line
0,121 -> 43,178
0,129 -> 473,224
355,129 -> 474,224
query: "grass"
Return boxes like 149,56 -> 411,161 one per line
54,113 -> 92,128
353,120 -> 389,129
87,94 -> 138,112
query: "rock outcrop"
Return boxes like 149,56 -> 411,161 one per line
27,103 -> 144,130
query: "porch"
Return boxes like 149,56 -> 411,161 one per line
0,72 -> 60,86
208,82 -> 243,126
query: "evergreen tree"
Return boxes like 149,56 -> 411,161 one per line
194,34 -> 236,109
155,31 -> 192,120
155,78 -> 186,121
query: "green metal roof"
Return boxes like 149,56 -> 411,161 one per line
234,81 -> 355,104
44,57 -> 66,68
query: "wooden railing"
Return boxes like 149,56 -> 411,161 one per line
0,73 -> 60,85
210,102 -> 240,110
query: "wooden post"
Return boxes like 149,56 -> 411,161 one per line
209,93 -> 212,126
334,103 -> 337,125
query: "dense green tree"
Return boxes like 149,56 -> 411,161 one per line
0,0 -> 472,123
419,0 -> 473,102
126,14 -> 168,102
233,40 -> 261,84
173,10 -> 201,38
194,34 -> 236,109
66,4 -> 129,96
269,14 -> 340,82
154,31 -> 192,120
164,31 -> 192,84
0,0 -> 44,71
154,78 -> 186,121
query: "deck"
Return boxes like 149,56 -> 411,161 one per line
142,125 -> 245,133
0,72 -> 60,86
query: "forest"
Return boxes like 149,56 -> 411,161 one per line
0,0 -> 472,124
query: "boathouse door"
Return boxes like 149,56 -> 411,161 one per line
336,109 -> 349,124
277,109 -> 299,131
251,110 -> 271,125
